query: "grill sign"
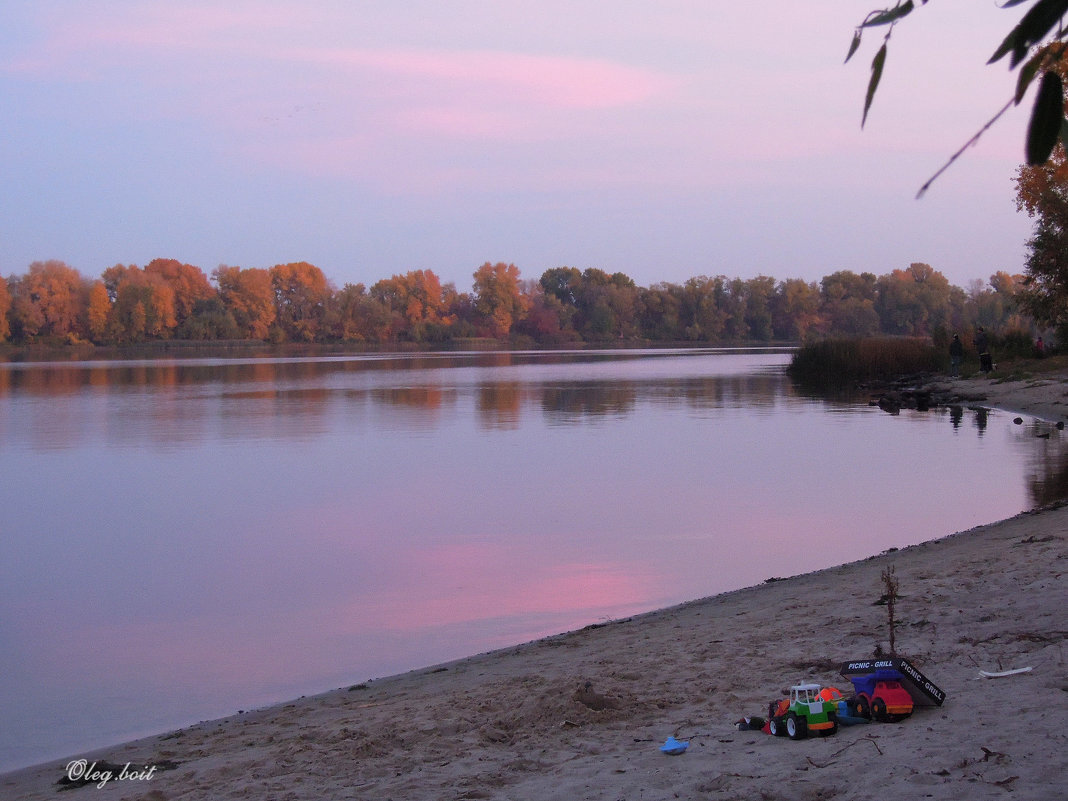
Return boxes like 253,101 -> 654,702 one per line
839,657 -> 946,706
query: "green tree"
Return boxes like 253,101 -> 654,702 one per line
820,271 -> 880,336
677,276 -> 727,342
743,276 -> 777,341
721,278 -> 750,341
326,283 -> 392,342
636,283 -> 682,341
182,298 -> 239,340
1015,84 -> 1068,336
772,278 -> 823,341
573,268 -> 637,341
874,263 -> 952,336
539,267 -> 582,307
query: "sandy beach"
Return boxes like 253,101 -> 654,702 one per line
929,369 -> 1068,423
3,371 -> 1066,800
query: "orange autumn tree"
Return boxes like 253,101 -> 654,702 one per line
7,260 -> 87,341
214,265 -> 276,339
270,261 -> 331,341
143,258 -> 216,335
0,276 -> 12,342
370,269 -> 455,342
472,262 -> 529,338
102,264 -> 177,342
86,281 -> 111,343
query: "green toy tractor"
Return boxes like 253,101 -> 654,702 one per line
767,683 -> 839,740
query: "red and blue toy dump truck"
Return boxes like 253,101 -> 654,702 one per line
846,668 -> 914,722
840,655 -> 954,724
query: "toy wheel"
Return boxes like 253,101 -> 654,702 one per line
853,696 -> 871,720
786,712 -> 807,740
769,716 -> 786,737
872,699 -> 888,722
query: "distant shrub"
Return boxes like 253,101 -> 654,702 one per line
788,337 -> 942,386
994,328 -> 1037,359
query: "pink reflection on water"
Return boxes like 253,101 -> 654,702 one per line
355,545 -> 655,633
3,349 -> 1062,775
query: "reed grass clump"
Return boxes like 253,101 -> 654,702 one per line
788,337 -> 943,386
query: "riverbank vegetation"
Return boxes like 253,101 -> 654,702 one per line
0,258 -> 1037,352
788,329 -> 1062,389
787,337 -> 944,386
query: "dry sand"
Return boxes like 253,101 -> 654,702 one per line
3,373 -> 1066,800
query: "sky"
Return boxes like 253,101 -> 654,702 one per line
0,1 -> 1045,292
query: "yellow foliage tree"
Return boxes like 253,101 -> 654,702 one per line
87,281 -> 111,343
473,262 -> 528,339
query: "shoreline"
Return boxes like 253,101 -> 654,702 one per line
3,372 -> 1067,799
3,504 -> 1065,799
928,370 -> 1068,423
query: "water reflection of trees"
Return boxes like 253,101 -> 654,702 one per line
945,405 -> 1068,506
11,354 -> 1068,509
1019,423 -> 1068,506
477,383 -> 522,430
0,353 -> 521,397
539,383 -> 638,421
536,374 -> 785,424
3,361 -> 795,449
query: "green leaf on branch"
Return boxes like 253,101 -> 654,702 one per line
989,0 -> 1068,68
863,43 -> 888,127
845,30 -> 863,63
861,1 -> 914,28
1016,50 -> 1047,103
1026,70 -> 1064,164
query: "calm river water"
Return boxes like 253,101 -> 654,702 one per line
1,348 -> 1065,771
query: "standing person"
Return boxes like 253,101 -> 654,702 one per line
1035,336 -> 1046,358
975,327 -> 992,373
949,334 -> 964,376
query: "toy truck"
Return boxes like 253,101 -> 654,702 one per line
767,683 -> 838,740
847,668 -> 914,722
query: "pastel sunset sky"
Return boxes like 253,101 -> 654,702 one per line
0,1 -> 1041,291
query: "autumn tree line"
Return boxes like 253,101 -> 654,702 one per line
0,257 -> 1031,349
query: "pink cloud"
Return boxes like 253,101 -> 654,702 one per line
290,46 -> 677,111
